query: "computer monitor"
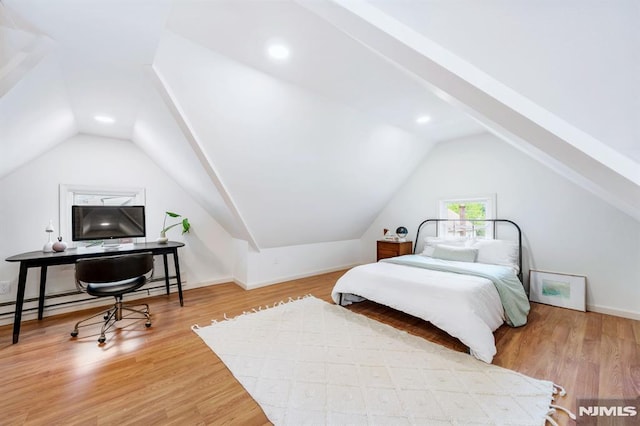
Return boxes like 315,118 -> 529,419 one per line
71,205 -> 146,241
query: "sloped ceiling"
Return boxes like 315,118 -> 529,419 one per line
154,0 -> 484,248
301,0 -> 640,218
367,0 -> 640,164
153,31 -> 434,248
1,0 -> 638,250
0,2 -> 76,177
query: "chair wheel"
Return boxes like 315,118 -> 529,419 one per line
70,330 -> 78,338
98,336 -> 106,343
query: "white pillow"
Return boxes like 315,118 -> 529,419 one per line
470,239 -> 519,269
431,245 -> 478,263
422,236 -> 467,256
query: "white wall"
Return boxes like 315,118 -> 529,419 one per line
364,133 -> 640,319
240,239 -> 362,289
0,134 -> 235,316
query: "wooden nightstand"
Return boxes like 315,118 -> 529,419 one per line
377,240 -> 413,261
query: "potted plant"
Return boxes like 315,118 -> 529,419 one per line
157,211 -> 191,243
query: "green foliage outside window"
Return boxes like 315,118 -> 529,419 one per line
446,202 -> 486,220
447,202 -> 487,237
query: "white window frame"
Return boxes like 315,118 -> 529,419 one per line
438,194 -> 496,239
59,184 -> 146,247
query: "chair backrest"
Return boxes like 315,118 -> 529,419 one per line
75,252 -> 153,289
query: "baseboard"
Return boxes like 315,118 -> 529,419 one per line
184,277 -> 233,289
235,263 -> 359,291
0,277 -> 234,327
586,304 -> 640,320
0,284 -> 174,327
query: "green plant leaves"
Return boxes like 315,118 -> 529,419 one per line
162,212 -> 191,235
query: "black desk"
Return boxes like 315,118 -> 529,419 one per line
5,241 -> 185,344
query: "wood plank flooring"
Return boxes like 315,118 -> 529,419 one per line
1,270 -> 638,425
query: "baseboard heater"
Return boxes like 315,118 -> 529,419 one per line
0,276 -> 179,318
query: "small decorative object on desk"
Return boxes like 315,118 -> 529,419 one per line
396,226 -> 408,242
52,236 -> 68,252
43,220 -> 55,252
158,211 -> 191,244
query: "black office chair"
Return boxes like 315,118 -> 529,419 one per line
70,252 -> 154,343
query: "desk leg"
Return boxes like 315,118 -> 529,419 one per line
173,249 -> 184,307
13,262 -> 28,344
162,254 -> 170,295
38,265 -> 48,320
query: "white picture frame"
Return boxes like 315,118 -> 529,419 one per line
529,270 -> 586,312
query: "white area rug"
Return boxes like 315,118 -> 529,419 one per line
193,296 -> 556,425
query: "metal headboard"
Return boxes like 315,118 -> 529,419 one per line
413,219 -> 523,283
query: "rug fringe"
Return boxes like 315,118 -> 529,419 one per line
545,382 -> 575,424
550,404 -> 576,420
552,383 -> 567,396
198,294 -> 314,324
544,412 -> 559,426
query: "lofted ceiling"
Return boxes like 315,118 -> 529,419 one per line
1,0 -> 638,251
164,0 -> 483,143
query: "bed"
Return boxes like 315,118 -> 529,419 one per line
331,219 -> 530,363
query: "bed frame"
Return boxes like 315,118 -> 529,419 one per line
413,219 -> 523,283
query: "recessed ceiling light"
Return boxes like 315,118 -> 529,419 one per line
416,115 -> 431,124
267,43 -> 290,60
94,115 -> 115,124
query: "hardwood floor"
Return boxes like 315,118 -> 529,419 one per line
1,270 -> 638,425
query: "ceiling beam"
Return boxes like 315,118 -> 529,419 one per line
147,65 -> 261,251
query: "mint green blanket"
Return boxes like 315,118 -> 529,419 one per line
382,255 -> 530,327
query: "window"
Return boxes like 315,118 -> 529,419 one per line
439,195 -> 496,239
59,184 -> 146,246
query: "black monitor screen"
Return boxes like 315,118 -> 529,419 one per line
72,205 -> 146,241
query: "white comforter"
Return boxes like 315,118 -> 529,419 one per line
331,261 -> 505,363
